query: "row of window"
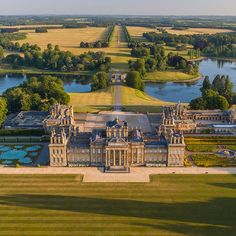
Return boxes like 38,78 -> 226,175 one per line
52,149 -> 63,155
52,157 -> 64,163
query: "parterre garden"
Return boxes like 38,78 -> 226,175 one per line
186,136 -> 236,167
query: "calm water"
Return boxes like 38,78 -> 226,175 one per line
1,59 -> 235,101
145,59 -> 236,102
0,75 -> 91,94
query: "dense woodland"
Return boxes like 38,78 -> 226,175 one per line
4,46 -> 111,73
143,32 -> 236,58
3,76 -> 70,113
129,44 -> 199,76
190,75 -> 236,110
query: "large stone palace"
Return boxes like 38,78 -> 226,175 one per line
44,103 -> 236,170
44,104 -> 185,169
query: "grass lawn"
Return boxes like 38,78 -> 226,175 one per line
121,85 -> 173,113
191,154 -> 236,167
0,174 -> 236,236
144,70 -> 201,82
0,64 -> 93,76
69,86 -> 114,113
127,26 -> 157,41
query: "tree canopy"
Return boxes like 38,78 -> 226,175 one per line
190,75 -> 234,110
3,76 -> 69,113
126,71 -> 144,91
0,97 -> 8,126
91,72 -> 109,91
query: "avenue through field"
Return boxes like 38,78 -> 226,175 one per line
0,174 -> 235,236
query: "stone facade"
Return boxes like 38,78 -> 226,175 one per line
159,103 -> 236,134
46,103 -> 236,169
46,104 -> 186,168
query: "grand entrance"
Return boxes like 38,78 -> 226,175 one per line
105,149 -> 129,172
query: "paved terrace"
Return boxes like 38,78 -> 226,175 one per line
75,111 -> 160,133
0,167 -> 236,183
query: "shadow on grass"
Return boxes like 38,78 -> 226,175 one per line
0,194 -> 235,235
107,52 -> 130,57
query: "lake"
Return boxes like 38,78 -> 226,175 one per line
1,59 -> 235,101
0,75 -> 91,94
145,59 -> 236,102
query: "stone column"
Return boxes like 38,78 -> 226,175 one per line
119,150 -> 121,166
106,150 -> 108,166
113,150 -> 116,166
108,150 -> 110,166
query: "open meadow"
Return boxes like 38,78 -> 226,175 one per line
127,26 -> 157,41
162,27 -> 233,35
18,27 -> 107,52
0,174 -> 235,236
17,25 -> 132,71
0,25 -> 63,29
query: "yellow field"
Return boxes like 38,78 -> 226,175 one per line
162,27 -> 233,35
17,26 -> 132,71
69,86 -> 114,113
121,86 -> 173,113
0,24 -> 62,29
127,26 -> 156,41
18,27 -> 107,51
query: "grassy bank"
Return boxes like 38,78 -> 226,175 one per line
0,65 -> 93,77
121,85 -> 173,113
144,70 -> 201,82
0,174 -> 235,236
69,86 -> 114,113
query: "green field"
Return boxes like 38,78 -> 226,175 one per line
121,85 -> 173,113
0,174 -> 236,236
144,70 -> 201,82
69,86 -> 114,113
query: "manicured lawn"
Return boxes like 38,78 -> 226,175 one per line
69,86 -> 114,113
144,70 -> 200,82
0,174 -> 235,236
121,85 -> 173,113
186,137 -> 236,152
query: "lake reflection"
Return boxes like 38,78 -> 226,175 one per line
0,75 -> 91,94
145,58 -> 236,102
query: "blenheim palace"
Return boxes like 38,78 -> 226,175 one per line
44,104 -> 236,170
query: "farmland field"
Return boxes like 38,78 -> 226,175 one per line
0,174 -> 236,236
127,26 -> 156,41
18,27 -> 107,52
162,27 -> 233,35
0,24 -> 62,29
18,25 -> 132,71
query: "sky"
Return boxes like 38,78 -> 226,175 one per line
0,0 -> 236,15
